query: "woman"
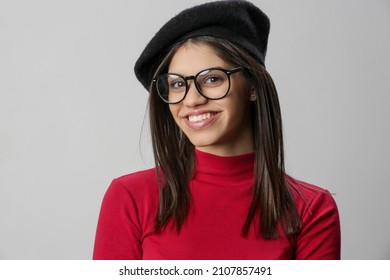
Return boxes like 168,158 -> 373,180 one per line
93,0 -> 340,260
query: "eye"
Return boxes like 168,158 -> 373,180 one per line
170,80 -> 185,88
201,74 -> 225,87
203,76 -> 223,84
197,69 -> 226,87
167,77 -> 186,91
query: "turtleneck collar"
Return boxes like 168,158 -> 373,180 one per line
193,149 -> 255,182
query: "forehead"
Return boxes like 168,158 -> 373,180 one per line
168,42 -> 228,74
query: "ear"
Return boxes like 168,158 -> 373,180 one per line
249,87 -> 257,101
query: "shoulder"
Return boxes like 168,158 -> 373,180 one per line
94,168 -> 159,259
286,175 -> 339,219
103,167 -> 160,206
286,176 -> 341,259
113,168 -> 159,192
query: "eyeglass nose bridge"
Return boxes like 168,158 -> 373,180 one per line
184,75 -> 196,83
183,75 -> 203,97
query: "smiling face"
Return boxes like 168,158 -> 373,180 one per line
167,41 -> 254,156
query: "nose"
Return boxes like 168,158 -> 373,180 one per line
182,79 -> 207,107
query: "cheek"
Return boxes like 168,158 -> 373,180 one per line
225,93 -> 250,117
168,105 -> 181,124
168,104 -> 177,117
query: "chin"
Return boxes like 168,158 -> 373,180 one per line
187,138 -> 216,149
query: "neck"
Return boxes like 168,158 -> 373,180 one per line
196,141 -> 254,157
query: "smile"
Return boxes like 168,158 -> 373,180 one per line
184,111 -> 220,130
188,113 -> 214,123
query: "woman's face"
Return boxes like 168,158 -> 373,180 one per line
167,42 -> 254,156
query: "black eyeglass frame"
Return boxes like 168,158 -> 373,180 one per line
152,67 -> 243,104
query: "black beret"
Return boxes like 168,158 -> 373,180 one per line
134,0 -> 270,90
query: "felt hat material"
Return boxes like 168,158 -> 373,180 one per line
134,0 -> 270,90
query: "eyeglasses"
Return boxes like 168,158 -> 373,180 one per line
152,67 -> 243,104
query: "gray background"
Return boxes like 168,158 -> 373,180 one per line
1,0 -> 389,259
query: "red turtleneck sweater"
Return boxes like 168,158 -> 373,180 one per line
93,149 -> 340,259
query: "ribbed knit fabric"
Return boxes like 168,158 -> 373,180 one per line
93,149 -> 340,259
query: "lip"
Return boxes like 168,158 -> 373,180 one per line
182,110 -> 221,130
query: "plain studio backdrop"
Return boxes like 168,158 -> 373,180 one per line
1,0 -> 389,260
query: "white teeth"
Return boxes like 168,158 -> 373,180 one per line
188,113 -> 212,122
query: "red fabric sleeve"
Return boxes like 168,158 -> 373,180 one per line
295,191 -> 341,260
93,179 -> 142,260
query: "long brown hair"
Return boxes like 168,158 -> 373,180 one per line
149,36 -> 301,239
